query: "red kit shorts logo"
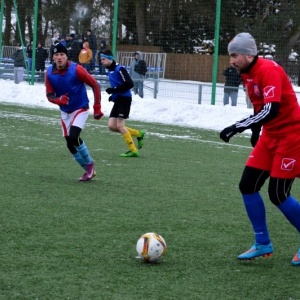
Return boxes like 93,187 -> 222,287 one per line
263,86 -> 275,99
281,158 -> 296,171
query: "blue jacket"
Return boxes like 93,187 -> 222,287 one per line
107,63 -> 133,101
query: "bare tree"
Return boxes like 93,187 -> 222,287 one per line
3,0 -> 13,45
135,0 -> 147,44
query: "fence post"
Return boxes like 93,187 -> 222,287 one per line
0,0 -> 3,59
198,84 -> 202,104
153,79 -> 158,99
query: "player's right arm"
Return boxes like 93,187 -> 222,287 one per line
45,74 -> 69,106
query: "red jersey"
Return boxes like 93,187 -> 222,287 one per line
241,58 -> 300,135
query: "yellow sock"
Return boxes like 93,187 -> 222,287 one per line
126,127 -> 140,137
122,131 -> 137,152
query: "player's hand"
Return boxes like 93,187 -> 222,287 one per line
93,104 -> 104,120
220,125 -> 238,143
58,94 -> 69,105
106,87 -> 114,94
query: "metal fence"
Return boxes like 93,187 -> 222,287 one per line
2,44 -> 300,105
116,52 -> 167,79
1,46 -> 166,78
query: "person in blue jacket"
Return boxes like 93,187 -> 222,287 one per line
100,49 -> 145,157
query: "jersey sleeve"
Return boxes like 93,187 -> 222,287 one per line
76,64 -> 101,104
114,67 -> 134,92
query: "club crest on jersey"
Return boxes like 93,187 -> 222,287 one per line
263,86 -> 275,99
281,158 -> 296,171
253,84 -> 260,97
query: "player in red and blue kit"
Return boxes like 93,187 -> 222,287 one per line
220,33 -> 300,266
45,43 -> 103,181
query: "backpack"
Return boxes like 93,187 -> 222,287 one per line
134,60 -> 147,76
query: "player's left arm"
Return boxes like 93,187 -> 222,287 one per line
76,64 -> 103,119
106,67 -> 134,94
115,67 -> 134,92
45,74 -> 69,106
75,64 -> 101,104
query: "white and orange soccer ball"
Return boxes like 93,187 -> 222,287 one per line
136,232 -> 167,262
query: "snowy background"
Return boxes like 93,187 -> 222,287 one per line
0,78 -> 299,134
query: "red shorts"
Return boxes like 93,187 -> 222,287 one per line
246,132 -> 300,178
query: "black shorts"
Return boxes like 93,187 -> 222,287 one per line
109,96 -> 132,119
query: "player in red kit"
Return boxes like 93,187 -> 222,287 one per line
220,32 -> 300,266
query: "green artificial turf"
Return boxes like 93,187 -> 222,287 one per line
1,103 -> 300,300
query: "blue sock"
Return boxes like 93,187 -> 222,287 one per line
75,141 -> 93,165
242,193 -> 271,245
278,196 -> 300,233
72,152 -> 86,170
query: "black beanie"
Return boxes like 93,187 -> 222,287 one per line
53,43 -> 68,56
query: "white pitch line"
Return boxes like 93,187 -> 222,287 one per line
1,110 -> 252,149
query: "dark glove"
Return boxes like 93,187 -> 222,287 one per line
220,125 -> 238,143
108,96 -> 112,102
93,103 -> 104,120
106,87 -> 115,94
250,129 -> 260,147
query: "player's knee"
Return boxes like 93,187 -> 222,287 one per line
65,136 -> 75,153
65,135 -> 81,150
268,178 -> 291,206
108,124 -> 117,131
268,178 -> 293,206
268,188 -> 287,206
239,166 -> 268,194
69,135 -> 79,145
239,178 -> 256,194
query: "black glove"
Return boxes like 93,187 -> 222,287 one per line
108,95 -> 112,102
250,128 -> 261,147
220,125 -> 238,143
106,87 -> 115,94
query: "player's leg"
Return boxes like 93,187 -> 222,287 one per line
69,110 -> 95,181
61,111 -> 83,167
65,134 -> 85,169
108,100 -> 122,133
108,116 -> 138,156
268,177 -> 300,265
270,134 -> 300,265
117,119 -> 139,157
109,97 -> 139,157
237,166 -> 273,260
126,127 -> 145,149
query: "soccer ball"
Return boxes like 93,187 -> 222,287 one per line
136,232 -> 167,262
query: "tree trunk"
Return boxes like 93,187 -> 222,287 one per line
136,0 -> 146,45
4,0 -> 12,45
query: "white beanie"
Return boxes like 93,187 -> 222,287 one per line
228,33 -> 258,56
